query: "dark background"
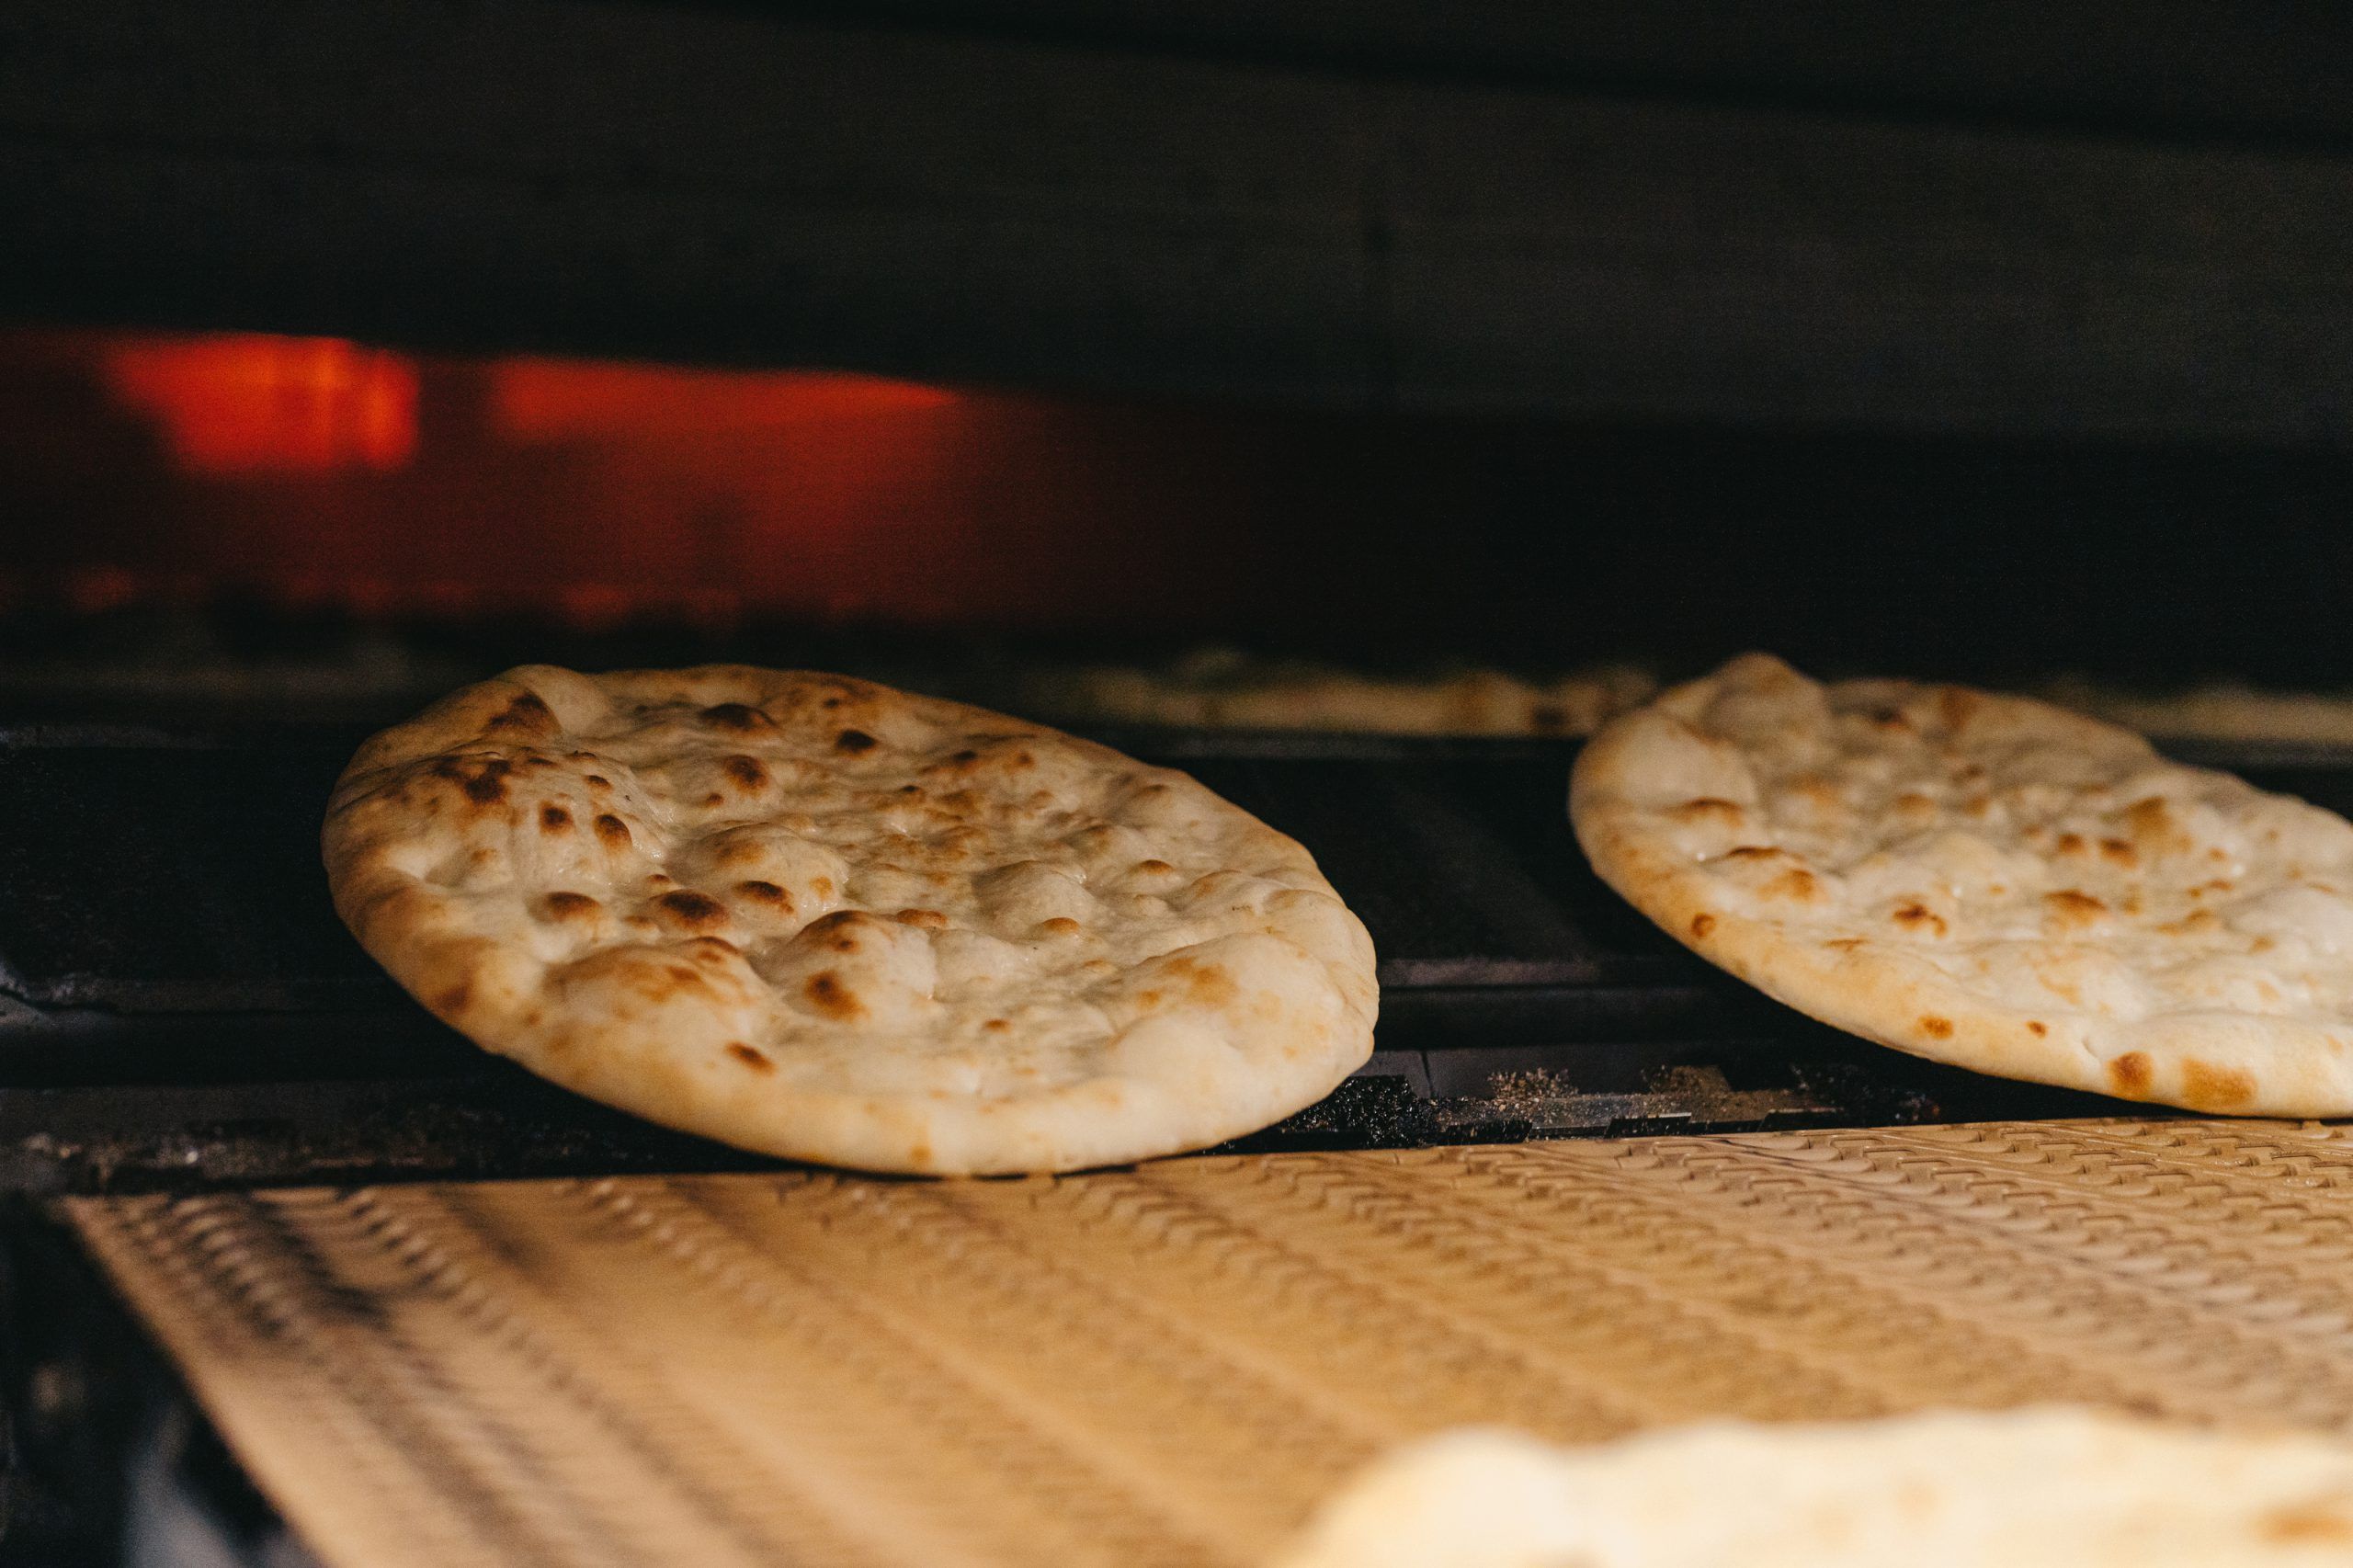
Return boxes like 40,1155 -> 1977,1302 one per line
5,0 -> 2353,689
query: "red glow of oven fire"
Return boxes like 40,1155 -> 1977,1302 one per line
102,335 -> 421,473
490,358 -> 956,441
9,326 -> 1257,634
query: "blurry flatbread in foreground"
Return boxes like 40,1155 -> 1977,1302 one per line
1024,650 -> 1655,735
323,665 -> 1376,1176
2040,675 -> 2353,747
1572,653 -> 2353,1116
1276,1409 -> 2353,1568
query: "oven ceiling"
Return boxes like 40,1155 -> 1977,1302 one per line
4,2 -> 2353,444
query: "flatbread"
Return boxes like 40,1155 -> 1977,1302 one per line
322,665 -> 1376,1175
1276,1409 -> 2353,1567
1024,650 -> 1654,735
2038,675 -> 2353,748
1571,653 -> 2353,1115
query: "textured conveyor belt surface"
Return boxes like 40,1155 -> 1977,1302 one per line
69,1119 -> 2353,1568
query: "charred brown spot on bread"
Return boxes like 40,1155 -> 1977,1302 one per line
1038,916 -> 1082,937
1134,858 -> 1175,876
922,748 -> 984,779
2055,833 -> 2087,857
488,691 -> 557,734
1935,687 -> 1983,732
2252,935 -> 2278,953
2097,837 -> 2136,868
586,775 -> 609,790
1893,792 -> 1937,818
722,755 -> 769,790
1918,1016 -> 1954,1040
834,729 -> 879,755
1721,845 -> 1783,861
654,891 -> 729,930
2107,1051 -> 2154,1096
540,803 -> 573,831
2181,1059 -> 2256,1109
804,971 -> 865,1019
430,756 -> 516,805
2124,795 -> 2194,854
1763,867 -> 1824,903
2188,879 -> 2234,900
812,876 -> 835,899
701,702 -> 776,733
543,891 -> 600,920
1825,937 -> 1865,951
2158,909 -> 2222,937
734,880 -> 792,911
2261,1506 -> 2353,1543
725,1041 -> 775,1072
1159,955 -> 1237,1006
983,1018 -> 1010,1032
2042,889 -> 2108,929
433,981 -> 472,1018
1869,709 -> 1914,733
1689,913 -> 1717,939
1891,900 -> 1948,937
2027,1020 -> 2048,1037
594,813 -> 631,848
892,907 -> 949,929
801,910 -> 870,952
1669,797 -> 1745,824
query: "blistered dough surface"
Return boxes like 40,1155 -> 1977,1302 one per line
1572,653 -> 2353,1115
324,665 -> 1375,1173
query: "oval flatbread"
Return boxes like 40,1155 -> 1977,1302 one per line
323,665 -> 1377,1175
1277,1409 -> 2353,1568
1571,653 -> 2353,1115
1024,651 -> 1655,735
2038,675 -> 2353,748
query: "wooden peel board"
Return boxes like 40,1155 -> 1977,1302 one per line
67,1119 -> 2353,1568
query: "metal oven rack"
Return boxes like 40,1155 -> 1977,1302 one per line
0,722 -> 2206,1198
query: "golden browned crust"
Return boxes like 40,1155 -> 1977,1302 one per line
1572,654 -> 2353,1117
324,665 -> 1376,1174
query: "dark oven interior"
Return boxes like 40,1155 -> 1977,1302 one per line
10,3 -> 2353,1560
13,0 -> 2353,1199
26,317 -> 2353,1197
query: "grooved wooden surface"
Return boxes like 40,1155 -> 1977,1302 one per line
69,1119 -> 2353,1568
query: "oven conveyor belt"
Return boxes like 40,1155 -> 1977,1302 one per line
71,1119 -> 2353,1568
10,726 -> 2347,1190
